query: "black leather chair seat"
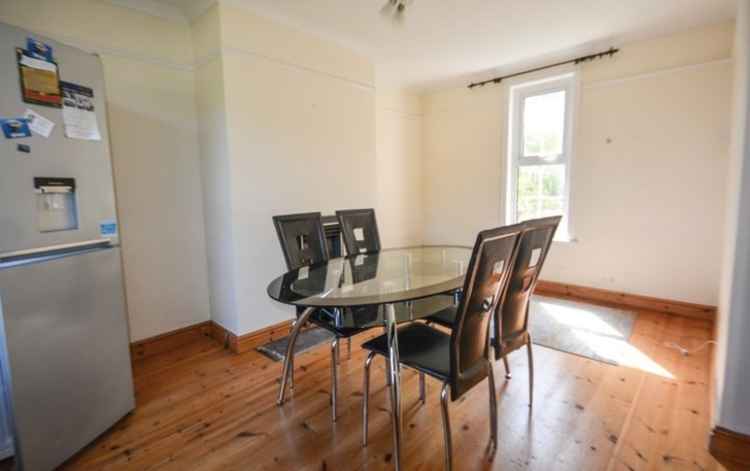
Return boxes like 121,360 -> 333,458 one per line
425,305 -> 458,328
361,323 -> 451,381
308,306 -> 387,337
308,310 -> 373,337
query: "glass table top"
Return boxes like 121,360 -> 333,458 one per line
267,246 -> 472,307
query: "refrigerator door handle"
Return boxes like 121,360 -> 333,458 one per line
0,239 -> 112,263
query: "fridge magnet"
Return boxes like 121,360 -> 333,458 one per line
23,109 -> 55,138
60,81 -> 101,141
1,118 -> 32,139
17,144 -> 31,154
99,219 -> 118,237
16,48 -> 62,108
26,37 -> 54,62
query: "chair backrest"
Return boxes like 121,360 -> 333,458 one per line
449,224 -> 522,399
272,212 -> 330,271
493,216 -> 561,358
336,209 -> 382,255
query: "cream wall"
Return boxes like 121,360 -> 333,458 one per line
423,84 -> 507,246
376,92 -> 424,248
195,3 -> 377,335
0,0 -> 212,341
715,1 -> 750,436
0,0 -> 417,339
422,23 -> 734,306
3,1 -> 731,341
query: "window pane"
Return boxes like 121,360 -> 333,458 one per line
516,164 -> 566,222
541,165 -> 564,197
523,90 -> 566,158
517,165 -> 540,198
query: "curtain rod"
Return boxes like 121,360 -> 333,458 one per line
467,47 -> 620,89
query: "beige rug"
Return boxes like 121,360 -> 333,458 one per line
529,296 -> 637,365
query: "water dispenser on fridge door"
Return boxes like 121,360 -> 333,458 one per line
34,177 -> 78,233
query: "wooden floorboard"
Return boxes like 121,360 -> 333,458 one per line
58,308 -> 723,471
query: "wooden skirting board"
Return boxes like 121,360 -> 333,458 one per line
709,426 -> 750,469
130,281 -> 715,360
130,319 -> 293,360
209,319 -> 294,354
130,321 -> 213,360
534,280 -> 716,321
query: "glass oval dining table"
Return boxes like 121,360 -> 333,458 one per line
267,245 -> 473,470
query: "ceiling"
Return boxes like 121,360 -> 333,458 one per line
158,0 -> 737,91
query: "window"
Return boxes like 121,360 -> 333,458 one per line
507,73 -> 577,241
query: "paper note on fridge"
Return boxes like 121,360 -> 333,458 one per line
60,81 -> 101,141
23,109 -> 55,138
19,53 -> 57,72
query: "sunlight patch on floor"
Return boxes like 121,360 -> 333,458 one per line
538,299 -> 674,379
572,330 -> 674,379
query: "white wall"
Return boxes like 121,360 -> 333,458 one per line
376,92 -> 424,248
422,23 -> 734,306
715,0 -> 750,436
0,0 -> 212,341
192,5 -> 238,333
195,3 -> 377,335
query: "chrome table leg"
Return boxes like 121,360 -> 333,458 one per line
331,338 -> 339,422
363,351 -> 375,446
384,324 -> 391,386
440,382 -> 453,471
277,307 -> 315,406
419,372 -> 426,405
385,303 -> 403,470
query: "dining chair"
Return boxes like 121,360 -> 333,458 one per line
338,208 -> 460,312
336,208 -> 381,255
492,215 -> 560,406
360,225 -> 522,470
422,216 -> 560,406
272,212 -> 426,422
337,207 -> 444,386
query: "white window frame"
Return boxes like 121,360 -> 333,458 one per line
506,72 -> 578,242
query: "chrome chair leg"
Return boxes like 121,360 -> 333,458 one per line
289,319 -> 297,391
289,353 -> 294,391
278,307 -> 314,405
331,338 -> 339,423
502,355 -> 511,379
362,351 -> 375,447
487,359 -> 498,451
527,336 -> 535,407
440,382 -> 453,471
419,372 -> 426,405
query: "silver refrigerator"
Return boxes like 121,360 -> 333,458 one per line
0,22 -> 135,470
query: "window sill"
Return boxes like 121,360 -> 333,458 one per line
553,235 -> 577,244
